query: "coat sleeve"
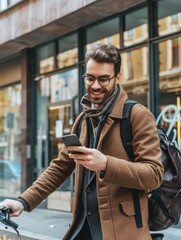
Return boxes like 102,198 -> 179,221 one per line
19,145 -> 75,211
100,104 -> 164,190
19,114 -> 85,211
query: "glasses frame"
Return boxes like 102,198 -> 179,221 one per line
82,74 -> 115,87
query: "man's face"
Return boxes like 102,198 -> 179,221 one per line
85,59 -> 119,108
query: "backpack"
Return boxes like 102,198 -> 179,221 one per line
121,100 -> 181,231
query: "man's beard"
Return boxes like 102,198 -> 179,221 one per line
88,87 -> 115,107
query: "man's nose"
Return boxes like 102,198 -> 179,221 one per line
91,79 -> 101,88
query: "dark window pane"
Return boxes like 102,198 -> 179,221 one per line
124,7 -> 148,47
158,0 -> 181,36
37,42 -> 55,74
86,18 -> 119,49
58,33 -> 78,68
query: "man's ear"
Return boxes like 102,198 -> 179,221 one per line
116,72 -> 121,83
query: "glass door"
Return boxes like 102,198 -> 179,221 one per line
0,84 -> 22,198
48,100 -> 73,164
48,100 -> 74,211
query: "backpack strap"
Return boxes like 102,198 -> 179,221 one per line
121,100 -> 143,228
121,100 -> 137,160
151,190 -> 176,223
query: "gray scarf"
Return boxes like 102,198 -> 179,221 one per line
80,84 -> 119,133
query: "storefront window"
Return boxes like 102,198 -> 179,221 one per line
36,68 -> 78,172
35,68 -> 78,211
50,69 -> 78,103
37,42 -> 55,74
158,0 -> 181,36
86,17 -> 120,50
123,7 -> 148,47
121,46 -> 148,106
0,0 -> 23,11
157,36 -> 181,149
0,83 -> 22,197
57,33 -> 78,68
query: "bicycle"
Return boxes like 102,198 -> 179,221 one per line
0,205 -> 19,236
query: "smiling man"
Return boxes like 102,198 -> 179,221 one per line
83,59 -> 119,107
0,43 -> 163,240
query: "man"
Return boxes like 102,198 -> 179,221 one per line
0,43 -> 163,240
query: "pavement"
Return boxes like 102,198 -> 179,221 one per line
0,207 -> 71,240
0,207 -> 181,240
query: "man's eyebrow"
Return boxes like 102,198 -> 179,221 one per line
86,73 -> 110,77
85,73 -> 95,77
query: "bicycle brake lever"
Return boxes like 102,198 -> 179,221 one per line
0,206 -> 19,236
2,218 -> 19,236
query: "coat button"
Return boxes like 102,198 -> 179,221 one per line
86,187 -> 91,193
87,210 -> 92,215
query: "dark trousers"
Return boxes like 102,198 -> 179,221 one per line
74,218 -> 92,240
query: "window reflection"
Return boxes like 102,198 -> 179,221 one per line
40,56 -> 54,74
121,47 -> 148,81
159,37 -> 181,76
37,69 -> 78,104
38,43 -> 55,74
57,33 -> 78,68
49,104 -> 72,157
158,0 -> 181,36
35,68 -> 78,173
121,47 -> 148,106
159,37 -> 181,95
0,84 -> 22,197
0,0 -> 23,11
86,18 -> 120,50
158,37 -> 181,148
124,7 -> 148,47
86,34 -> 120,52
57,48 -> 78,68
50,69 -> 78,103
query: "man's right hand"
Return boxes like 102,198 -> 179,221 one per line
0,199 -> 24,217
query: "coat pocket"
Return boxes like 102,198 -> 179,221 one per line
119,199 -> 135,216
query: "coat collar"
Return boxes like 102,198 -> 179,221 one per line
108,85 -> 128,120
75,84 -> 128,147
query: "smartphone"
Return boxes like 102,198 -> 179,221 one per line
61,134 -> 82,148
61,134 -> 82,154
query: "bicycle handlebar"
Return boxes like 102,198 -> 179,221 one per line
0,206 -> 19,236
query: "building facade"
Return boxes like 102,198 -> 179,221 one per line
0,0 -> 181,211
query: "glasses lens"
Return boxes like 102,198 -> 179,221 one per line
98,77 -> 110,87
83,75 -> 114,86
84,76 -> 95,86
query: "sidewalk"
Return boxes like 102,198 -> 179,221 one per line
0,207 -> 181,240
0,208 -> 71,240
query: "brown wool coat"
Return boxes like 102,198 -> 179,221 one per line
20,86 -> 164,240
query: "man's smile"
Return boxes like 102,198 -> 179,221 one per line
90,90 -> 105,98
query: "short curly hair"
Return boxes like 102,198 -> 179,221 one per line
85,43 -> 121,76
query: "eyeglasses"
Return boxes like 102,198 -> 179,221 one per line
82,74 -> 115,87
